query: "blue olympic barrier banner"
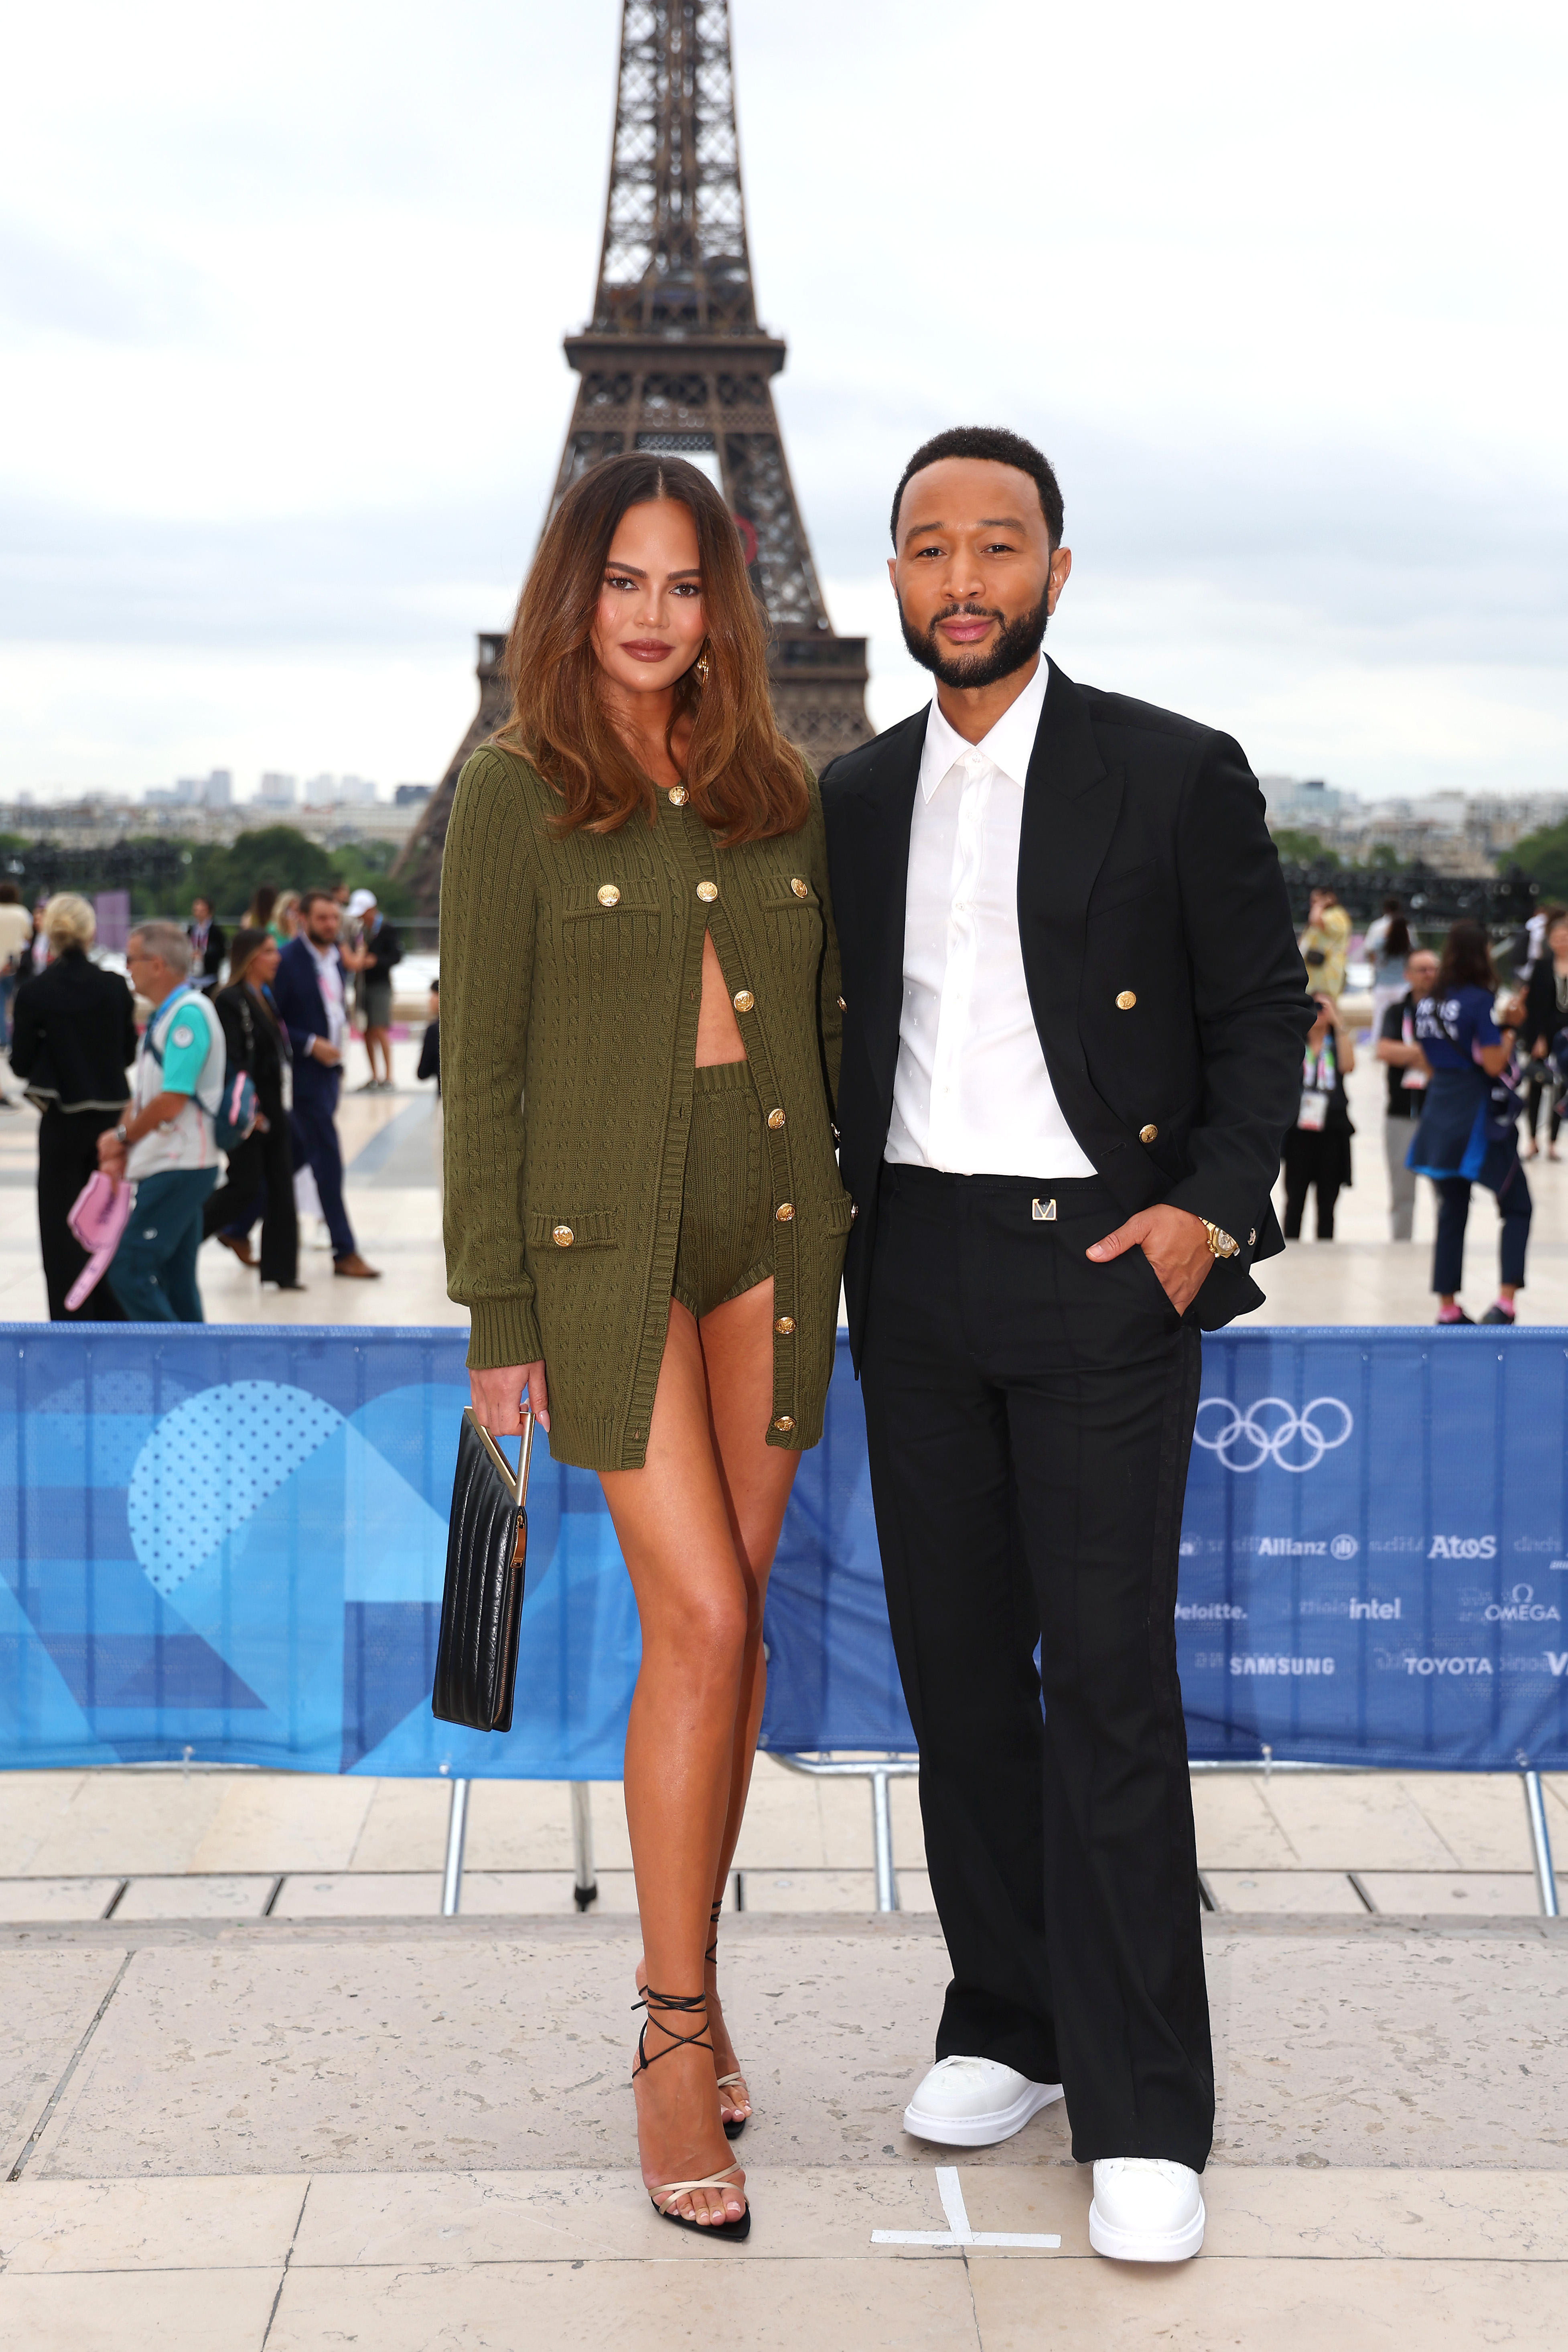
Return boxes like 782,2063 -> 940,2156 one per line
0,1325 -> 908,1778
1180,1327 -> 1568,1767
3,1323 -> 1567,1776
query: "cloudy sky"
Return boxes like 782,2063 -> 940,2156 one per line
2,0 -> 1564,804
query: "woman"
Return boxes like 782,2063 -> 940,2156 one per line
1407,920 -> 1528,1325
243,883 -> 279,935
203,927 -> 301,1288
1298,884 -> 1351,999
1365,897 -> 1412,1039
442,454 -> 849,2240
1281,992 -> 1355,1239
269,890 -> 300,946
8,893 -> 137,1318
1517,906 -> 1568,1160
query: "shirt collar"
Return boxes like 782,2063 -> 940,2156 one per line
919,654 -> 1049,803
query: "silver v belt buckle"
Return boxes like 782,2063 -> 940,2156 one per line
1031,1198 -> 1057,1222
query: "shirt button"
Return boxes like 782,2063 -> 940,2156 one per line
774,1315 -> 795,1334
552,1224 -> 574,1246
1116,990 -> 1136,1010
1139,1124 -> 1158,1144
767,1108 -> 785,1128
697,881 -> 718,903
597,885 -> 621,907
733,989 -> 755,1012
773,1414 -> 795,1433
775,1202 -> 794,1222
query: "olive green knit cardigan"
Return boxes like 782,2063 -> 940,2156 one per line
440,745 -> 851,1471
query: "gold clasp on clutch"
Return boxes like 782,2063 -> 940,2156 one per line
463,1406 -> 534,1508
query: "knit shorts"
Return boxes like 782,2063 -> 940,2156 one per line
671,1058 -> 775,1321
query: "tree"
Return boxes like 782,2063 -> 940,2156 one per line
1271,829 -> 1341,868
195,827 -> 337,918
328,836 -> 415,919
1513,819 -> 1568,908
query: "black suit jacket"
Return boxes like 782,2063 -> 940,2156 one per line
821,660 -> 1314,1357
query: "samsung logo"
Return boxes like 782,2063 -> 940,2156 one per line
1229,1655 -> 1336,1677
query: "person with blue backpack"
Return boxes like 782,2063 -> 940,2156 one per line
96,920 -> 254,1322
1406,919 -> 1529,1325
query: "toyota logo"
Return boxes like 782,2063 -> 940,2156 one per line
1194,1395 -> 1354,1473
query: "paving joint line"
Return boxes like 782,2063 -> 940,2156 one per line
6,1948 -> 135,2182
260,2177 -> 313,2347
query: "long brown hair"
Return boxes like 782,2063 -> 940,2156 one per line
1434,919 -> 1495,996
225,927 -> 272,991
495,453 -> 809,842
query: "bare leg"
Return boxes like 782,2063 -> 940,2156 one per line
600,1301 -> 757,2227
367,1025 -> 392,1084
693,1274 -> 799,2124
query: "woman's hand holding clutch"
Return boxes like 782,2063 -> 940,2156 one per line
470,1362 -> 550,1436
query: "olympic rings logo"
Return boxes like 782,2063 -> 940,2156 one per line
1194,1395 -> 1354,1474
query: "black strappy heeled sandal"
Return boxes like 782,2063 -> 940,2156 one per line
707,1897 -> 750,2140
632,1987 -> 751,2240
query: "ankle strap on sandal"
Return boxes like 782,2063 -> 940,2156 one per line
632,1987 -> 713,2073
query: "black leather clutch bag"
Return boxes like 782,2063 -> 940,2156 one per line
432,1408 -> 535,1733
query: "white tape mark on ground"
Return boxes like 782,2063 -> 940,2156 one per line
872,2165 -> 1061,2249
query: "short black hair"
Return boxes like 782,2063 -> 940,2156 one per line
891,426 -> 1064,549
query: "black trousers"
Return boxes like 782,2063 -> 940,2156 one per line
860,1163 -> 1213,2170
37,1106 -> 128,1321
203,1114 -> 299,1284
1281,1128 -> 1345,1239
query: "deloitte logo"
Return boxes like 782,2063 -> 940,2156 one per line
1194,1396 -> 1353,1474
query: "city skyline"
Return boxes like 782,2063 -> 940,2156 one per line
3,1 -> 1564,806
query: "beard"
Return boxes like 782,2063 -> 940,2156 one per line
898,590 -> 1049,690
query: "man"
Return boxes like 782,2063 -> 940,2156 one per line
97,922 -> 224,1321
270,888 -> 380,1279
187,896 -> 226,991
0,880 -> 32,1060
821,426 -> 1311,2264
1373,944 -> 1437,1239
347,888 -> 402,1091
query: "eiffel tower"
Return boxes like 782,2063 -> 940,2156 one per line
399,0 -> 871,909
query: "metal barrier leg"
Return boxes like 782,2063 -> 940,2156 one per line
441,1777 -> 470,1918
871,1769 -> 899,1913
571,1782 -> 598,1911
1522,1769 -> 1560,1918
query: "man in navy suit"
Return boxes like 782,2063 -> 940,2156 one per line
270,889 -> 379,1280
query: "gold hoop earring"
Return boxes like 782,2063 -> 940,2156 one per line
693,647 -> 711,687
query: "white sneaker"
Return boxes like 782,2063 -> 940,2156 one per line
902,2055 -> 1064,2147
1088,2157 -> 1205,2261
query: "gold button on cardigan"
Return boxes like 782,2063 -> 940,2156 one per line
440,745 -> 852,1471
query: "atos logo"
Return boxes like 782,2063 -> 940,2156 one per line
1428,1535 -> 1497,1561
1194,1396 -> 1353,1474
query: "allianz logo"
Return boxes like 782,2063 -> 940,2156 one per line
1428,1535 -> 1497,1560
1256,1534 -> 1359,1559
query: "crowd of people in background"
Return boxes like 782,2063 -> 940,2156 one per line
0,871 -> 435,1323
1288,885 -> 1559,1325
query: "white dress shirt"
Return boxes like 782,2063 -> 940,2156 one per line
886,658 -> 1097,1179
305,937 -> 349,1054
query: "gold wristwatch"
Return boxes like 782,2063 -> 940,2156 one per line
1201,1219 -> 1240,1259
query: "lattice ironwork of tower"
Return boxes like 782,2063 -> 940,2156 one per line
400,0 -> 870,908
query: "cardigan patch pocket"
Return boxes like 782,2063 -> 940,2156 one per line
526,1208 -> 621,1250
821,1191 -> 857,1237
560,880 -> 665,921
760,881 -> 821,912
